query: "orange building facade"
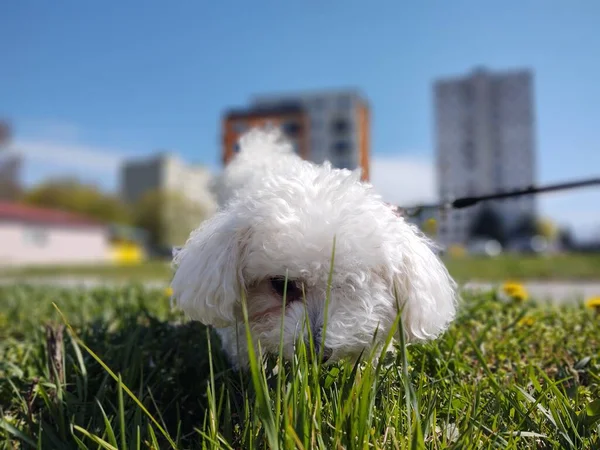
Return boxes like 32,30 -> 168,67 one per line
222,92 -> 371,182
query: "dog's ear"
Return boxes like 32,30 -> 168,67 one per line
386,219 -> 457,342
171,210 -> 250,328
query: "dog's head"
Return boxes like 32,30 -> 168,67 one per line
171,151 -> 457,365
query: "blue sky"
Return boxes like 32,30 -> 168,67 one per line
1,1 -> 599,237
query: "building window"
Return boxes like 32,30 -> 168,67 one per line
311,138 -> 320,153
282,121 -> 302,137
23,227 -> 49,247
311,119 -> 322,132
332,140 -> 351,155
464,139 -> 476,169
331,118 -> 351,134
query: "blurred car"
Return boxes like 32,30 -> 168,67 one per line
506,235 -> 548,254
467,238 -> 503,257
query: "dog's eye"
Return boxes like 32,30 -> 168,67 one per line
270,277 -> 301,301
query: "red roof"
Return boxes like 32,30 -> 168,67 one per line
0,202 -> 105,228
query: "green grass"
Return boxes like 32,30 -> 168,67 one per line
1,284 -> 598,449
0,261 -> 171,282
443,253 -> 600,282
2,253 -> 600,284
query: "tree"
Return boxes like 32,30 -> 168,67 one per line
23,178 -> 131,224
0,120 -> 11,148
469,206 -> 506,244
510,213 -> 538,240
509,214 -> 559,242
558,227 -> 575,250
133,189 -> 210,250
0,155 -> 22,201
536,218 -> 558,241
0,120 -> 21,201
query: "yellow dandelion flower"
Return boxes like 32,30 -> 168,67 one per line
164,286 -> 174,297
502,281 -> 529,302
585,297 -> 600,312
502,281 -> 521,294
512,287 -> 529,302
518,316 -> 535,327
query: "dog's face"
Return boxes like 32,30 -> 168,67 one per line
171,161 -> 457,367
235,222 -> 403,363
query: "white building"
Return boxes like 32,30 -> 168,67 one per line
250,89 -> 370,178
0,202 -> 111,267
120,152 -> 217,249
120,152 -> 214,207
434,67 -> 537,246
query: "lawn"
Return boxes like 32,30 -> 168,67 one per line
2,253 -> 600,285
0,261 -> 172,283
1,285 -> 598,449
443,253 -> 600,282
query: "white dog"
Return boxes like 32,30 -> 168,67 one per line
171,128 -> 457,369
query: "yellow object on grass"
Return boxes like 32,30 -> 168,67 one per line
423,218 -> 437,236
110,242 -> 146,265
585,297 -> 600,312
502,281 -> 529,302
447,244 -> 466,259
517,316 -> 535,327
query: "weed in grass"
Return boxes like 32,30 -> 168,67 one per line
0,283 -> 598,449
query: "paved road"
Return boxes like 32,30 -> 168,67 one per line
1,276 -> 598,305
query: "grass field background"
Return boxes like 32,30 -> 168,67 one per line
1,284 -> 599,449
2,253 -> 600,284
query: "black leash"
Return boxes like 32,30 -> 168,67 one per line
399,176 -> 600,217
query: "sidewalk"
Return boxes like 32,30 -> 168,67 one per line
463,281 -> 599,305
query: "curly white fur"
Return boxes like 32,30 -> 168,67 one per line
172,127 -> 458,369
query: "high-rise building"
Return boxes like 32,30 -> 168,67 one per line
222,89 -> 371,181
434,67 -> 537,245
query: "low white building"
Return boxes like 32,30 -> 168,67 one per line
120,152 -> 217,250
0,202 -> 111,267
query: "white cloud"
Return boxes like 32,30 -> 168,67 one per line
8,139 -> 127,172
368,153 -> 600,239
3,139 -> 137,192
369,155 -> 437,207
